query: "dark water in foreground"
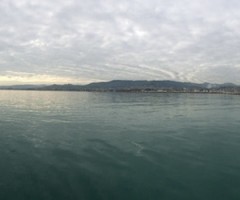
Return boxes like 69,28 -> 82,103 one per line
0,91 -> 240,200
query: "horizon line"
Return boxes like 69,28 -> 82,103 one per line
0,79 -> 238,87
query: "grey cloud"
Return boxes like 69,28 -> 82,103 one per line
0,0 -> 239,84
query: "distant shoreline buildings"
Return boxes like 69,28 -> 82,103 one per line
0,80 -> 240,95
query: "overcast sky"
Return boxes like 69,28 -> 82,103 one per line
0,0 -> 240,85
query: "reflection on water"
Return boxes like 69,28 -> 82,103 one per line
0,91 -> 240,200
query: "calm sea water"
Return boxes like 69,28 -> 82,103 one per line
0,91 -> 240,200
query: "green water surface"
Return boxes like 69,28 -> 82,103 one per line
0,91 -> 240,200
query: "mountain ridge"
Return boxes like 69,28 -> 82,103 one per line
0,80 -> 239,93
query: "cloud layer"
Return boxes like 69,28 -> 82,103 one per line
0,0 -> 240,84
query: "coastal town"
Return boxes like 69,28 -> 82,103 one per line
1,80 -> 240,95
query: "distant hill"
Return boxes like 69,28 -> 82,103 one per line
38,80 -> 239,91
0,80 -> 239,93
82,80 -> 205,90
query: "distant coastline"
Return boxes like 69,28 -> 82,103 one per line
0,80 -> 240,95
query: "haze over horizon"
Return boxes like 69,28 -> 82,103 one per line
0,0 -> 240,85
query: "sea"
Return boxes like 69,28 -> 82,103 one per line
0,91 -> 240,200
